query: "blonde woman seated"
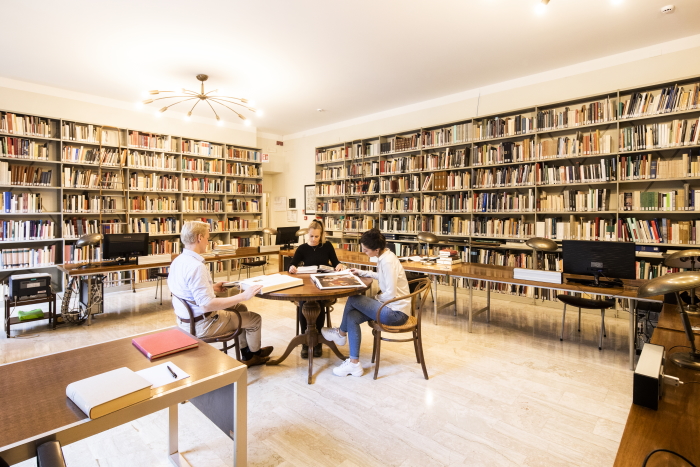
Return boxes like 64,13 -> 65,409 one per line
289,219 -> 344,358
322,229 -> 410,377
168,221 -> 273,367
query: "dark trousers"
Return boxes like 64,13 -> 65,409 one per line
297,301 -> 327,335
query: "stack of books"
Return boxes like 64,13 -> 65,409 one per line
437,249 -> 462,266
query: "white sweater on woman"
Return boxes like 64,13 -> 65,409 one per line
354,249 -> 411,314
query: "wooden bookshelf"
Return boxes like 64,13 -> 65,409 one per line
315,75 -> 700,303
0,109 -> 263,295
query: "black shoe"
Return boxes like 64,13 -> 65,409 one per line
243,354 -> 269,367
313,344 -> 322,358
300,345 -> 309,359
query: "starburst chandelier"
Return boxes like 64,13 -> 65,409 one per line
142,74 -> 261,126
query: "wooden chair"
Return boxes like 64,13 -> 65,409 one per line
368,278 -> 432,380
172,294 -> 243,361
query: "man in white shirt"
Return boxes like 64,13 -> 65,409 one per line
168,221 -> 273,367
322,229 -> 410,377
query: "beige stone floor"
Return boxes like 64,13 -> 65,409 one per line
3,266 -> 633,467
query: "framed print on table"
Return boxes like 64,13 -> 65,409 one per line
304,184 -> 316,215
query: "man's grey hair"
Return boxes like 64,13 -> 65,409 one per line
181,221 -> 209,246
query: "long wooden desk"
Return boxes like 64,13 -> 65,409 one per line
0,328 -> 247,466
336,250 -> 661,370
58,251 -> 274,325
614,304 -> 700,466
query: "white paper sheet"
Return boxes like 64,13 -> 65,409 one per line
136,362 -> 190,389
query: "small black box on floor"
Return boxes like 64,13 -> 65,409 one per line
633,343 -> 665,410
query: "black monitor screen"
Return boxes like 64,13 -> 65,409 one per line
562,240 -> 636,280
275,226 -> 300,247
103,233 -> 149,260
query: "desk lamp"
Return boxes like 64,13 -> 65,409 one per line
296,228 -> 309,243
417,232 -> 438,258
75,233 -> 103,269
664,249 -> 700,314
525,237 -> 558,270
638,271 -> 700,370
262,227 -> 277,246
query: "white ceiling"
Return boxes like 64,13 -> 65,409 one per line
1,0 -> 699,135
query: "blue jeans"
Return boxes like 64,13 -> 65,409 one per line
340,295 -> 408,359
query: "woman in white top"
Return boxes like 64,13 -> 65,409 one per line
321,229 -> 410,377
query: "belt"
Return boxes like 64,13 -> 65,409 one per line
179,312 -> 212,323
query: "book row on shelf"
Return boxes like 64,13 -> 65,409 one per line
619,118 -> 700,151
318,188 -> 616,214
0,163 -> 53,186
62,147 -> 123,166
127,151 -> 177,169
59,147 -> 262,167
1,137 -> 49,159
1,192 -> 44,213
0,113 -> 52,137
182,158 -> 223,173
63,195 -> 121,213
620,188 -> 700,211
326,212 -> 700,246
0,219 -> 56,241
380,134 -> 419,154
130,174 -> 179,191
63,167 -> 122,190
127,217 -> 179,236
63,218 -> 124,238
0,246 -> 56,270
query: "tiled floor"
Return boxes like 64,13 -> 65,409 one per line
3,266 -> 632,466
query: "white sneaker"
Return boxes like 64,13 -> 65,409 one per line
321,327 -> 347,346
333,358 -> 364,377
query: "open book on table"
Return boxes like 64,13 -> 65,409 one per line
239,273 -> 303,294
311,271 -> 366,290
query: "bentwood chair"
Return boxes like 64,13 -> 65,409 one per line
557,294 -> 615,350
367,278 -> 432,380
172,294 -> 243,361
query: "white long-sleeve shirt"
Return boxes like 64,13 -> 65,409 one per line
167,248 -> 216,319
355,249 -> 411,314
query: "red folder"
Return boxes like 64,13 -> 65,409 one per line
132,328 -> 199,360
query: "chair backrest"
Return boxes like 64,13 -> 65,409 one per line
374,278 -> 431,333
171,294 -> 197,336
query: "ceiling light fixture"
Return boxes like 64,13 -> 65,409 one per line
535,0 -> 549,15
142,74 -> 260,124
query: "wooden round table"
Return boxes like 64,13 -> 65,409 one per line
260,272 -> 372,384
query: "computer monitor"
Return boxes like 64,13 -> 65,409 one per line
102,233 -> 150,265
562,240 -> 636,287
275,226 -> 300,250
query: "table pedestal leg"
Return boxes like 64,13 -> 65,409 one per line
267,300 -> 347,384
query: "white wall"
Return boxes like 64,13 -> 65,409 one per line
269,44 -> 700,228
0,85 -> 257,147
